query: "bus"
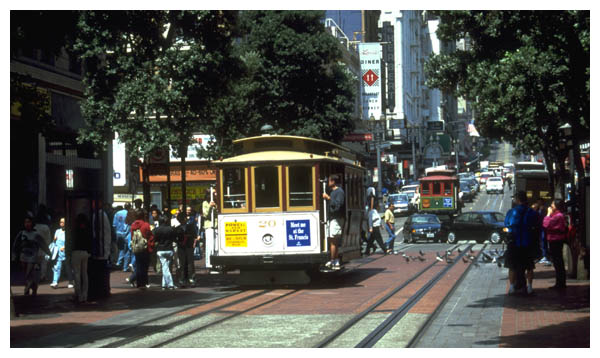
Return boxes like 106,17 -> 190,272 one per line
208,135 -> 365,284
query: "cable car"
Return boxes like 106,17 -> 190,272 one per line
418,172 -> 461,218
208,135 -> 365,284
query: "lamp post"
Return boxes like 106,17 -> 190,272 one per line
559,123 -> 575,199
452,138 -> 460,173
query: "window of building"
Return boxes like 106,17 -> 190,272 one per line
222,167 -> 247,211
288,166 -> 314,208
254,166 -> 280,209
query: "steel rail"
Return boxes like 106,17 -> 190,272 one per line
407,243 -> 489,348
355,243 -> 475,348
315,243 -> 463,348
101,289 -> 270,348
151,289 -> 300,348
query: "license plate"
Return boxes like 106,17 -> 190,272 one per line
426,233 -> 435,238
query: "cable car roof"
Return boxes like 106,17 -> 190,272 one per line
418,175 -> 458,181
215,150 -> 363,167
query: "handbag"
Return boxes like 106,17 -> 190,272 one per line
49,242 -> 59,260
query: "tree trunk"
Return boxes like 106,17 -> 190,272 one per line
142,160 -> 151,210
542,149 -> 556,200
180,142 -> 187,211
572,140 -> 586,182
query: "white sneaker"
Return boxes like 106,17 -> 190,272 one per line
332,260 -> 341,269
527,286 -> 533,295
508,286 -> 515,295
324,261 -> 333,269
68,283 -> 74,289
50,283 -> 58,289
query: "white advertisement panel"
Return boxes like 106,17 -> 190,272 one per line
359,43 -> 383,120
216,211 -> 321,256
170,134 -> 214,162
112,133 -> 127,187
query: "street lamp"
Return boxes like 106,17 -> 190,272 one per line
452,138 -> 460,173
559,123 -> 575,198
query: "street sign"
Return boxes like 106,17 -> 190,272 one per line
343,133 -> 373,142
379,143 -> 391,150
427,120 -> 445,132
359,43 -> 382,120
389,119 -> 402,129
362,69 -> 379,86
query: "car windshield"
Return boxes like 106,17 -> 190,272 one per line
412,215 -> 440,224
406,192 -> 415,199
390,194 -> 408,202
488,178 -> 501,182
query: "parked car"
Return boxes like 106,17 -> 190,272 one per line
389,193 -> 411,216
479,171 -> 494,184
465,178 -> 480,193
486,176 -> 504,194
441,211 -> 508,244
402,214 -> 443,243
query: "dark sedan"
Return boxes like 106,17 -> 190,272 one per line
402,214 -> 443,243
441,211 -> 508,244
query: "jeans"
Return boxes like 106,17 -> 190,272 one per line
129,252 -> 149,287
541,231 -> 549,259
177,247 -> 195,284
366,227 -> 387,254
385,224 -> 396,251
72,250 -> 90,302
549,240 -> 567,287
157,251 -> 175,288
52,258 -> 65,284
117,247 -> 132,271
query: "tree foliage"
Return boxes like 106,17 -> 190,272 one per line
205,10 -> 356,154
425,11 -> 589,197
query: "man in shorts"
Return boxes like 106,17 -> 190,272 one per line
504,191 -> 539,295
323,174 -> 345,270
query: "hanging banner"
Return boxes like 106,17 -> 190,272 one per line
359,43 -> 382,120
113,133 -> 127,187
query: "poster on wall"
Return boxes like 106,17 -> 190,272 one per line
358,42 -> 382,120
112,133 -> 127,187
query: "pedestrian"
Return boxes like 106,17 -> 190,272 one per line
124,209 -> 136,272
149,207 -> 162,272
153,216 -> 177,290
322,174 -> 345,270
543,199 -> 568,290
504,191 -> 539,295
535,199 -> 552,266
113,204 -> 130,271
128,209 -> 154,289
365,205 -> 387,255
33,210 -> 52,283
50,217 -> 68,288
176,211 -> 197,287
202,189 -> 218,267
69,213 -> 92,303
11,215 -> 51,296
384,202 -> 397,254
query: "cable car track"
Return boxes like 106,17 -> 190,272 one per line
315,243 -> 466,348
407,243 -> 489,348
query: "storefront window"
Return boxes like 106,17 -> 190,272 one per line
254,166 -> 280,208
223,167 -> 246,209
288,166 -> 313,207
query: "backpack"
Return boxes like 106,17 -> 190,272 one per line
131,228 -> 148,254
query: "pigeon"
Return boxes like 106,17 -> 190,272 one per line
446,249 -> 453,256
496,260 -> 502,268
402,253 -> 409,258
446,257 -> 454,264
417,256 -> 426,262
482,252 -> 494,261
493,249 -> 500,256
419,250 -> 426,256
468,255 -> 477,261
462,257 -> 469,263
404,256 -> 410,263
436,253 -> 444,262
458,247 -> 463,253
469,247 -> 475,254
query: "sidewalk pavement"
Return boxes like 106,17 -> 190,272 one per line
416,260 -> 589,348
10,260 -> 237,347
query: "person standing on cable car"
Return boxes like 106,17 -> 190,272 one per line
323,174 -> 345,270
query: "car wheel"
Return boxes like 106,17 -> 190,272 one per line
447,232 -> 457,244
490,232 -> 502,244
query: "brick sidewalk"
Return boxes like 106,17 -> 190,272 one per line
10,261 -> 237,347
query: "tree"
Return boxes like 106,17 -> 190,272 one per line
425,10 -> 589,199
204,10 -> 356,153
74,10 -> 241,207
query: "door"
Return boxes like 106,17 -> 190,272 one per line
451,213 -> 472,241
464,213 -> 486,241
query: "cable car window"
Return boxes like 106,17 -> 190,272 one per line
223,167 -> 246,209
444,182 -> 452,195
255,166 -> 280,208
289,166 -> 313,207
421,183 -> 430,195
433,182 -> 441,195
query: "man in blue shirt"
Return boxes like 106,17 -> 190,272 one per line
113,203 -> 131,271
504,191 -> 539,295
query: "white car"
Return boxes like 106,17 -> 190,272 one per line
486,177 -> 504,194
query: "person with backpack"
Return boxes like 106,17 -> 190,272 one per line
128,210 -> 154,289
11,215 -> 51,296
543,199 -> 568,290
153,216 -> 177,290
504,191 -> 539,295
